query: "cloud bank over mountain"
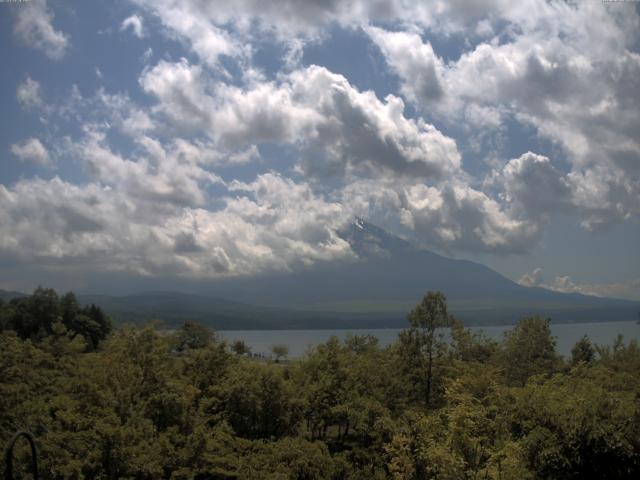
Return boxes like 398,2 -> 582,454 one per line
519,267 -> 640,301
1,0 -> 638,296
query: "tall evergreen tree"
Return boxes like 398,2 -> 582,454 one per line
400,291 -> 453,406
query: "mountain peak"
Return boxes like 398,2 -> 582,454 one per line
339,218 -> 414,259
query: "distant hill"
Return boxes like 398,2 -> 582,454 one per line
76,291 -> 397,329
0,289 -> 28,301
77,292 -> 285,329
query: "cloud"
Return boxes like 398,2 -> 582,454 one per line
0,179 -> 109,265
340,176 -> 543,254
129,0 -> 515,41
366,26 -> 445,106
16,76 -> 43,109
68,126 -> 221,208
141,47 -> 153,63
13,0 -> 69,60
10,138 -> 51,167
518,267 -> 640,301
48,63 -> 553,260
141,61 -> 461,180
0,173 -> 354,278
518,267 -> 543,287
130,1 -> 244,67
126,0 -> 540,76
139,59 -> 217,132
334,150 -> 591,254
549,276 -> 640,301
367,4 -> 640,230
121,14 -> 145,38
497,152 -> 573,218
4,0 -> 638,283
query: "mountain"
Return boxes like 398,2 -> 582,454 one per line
197,218 -> 638,326
4,220 -> 638,329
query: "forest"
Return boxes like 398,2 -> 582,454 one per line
1,288 -> 639,479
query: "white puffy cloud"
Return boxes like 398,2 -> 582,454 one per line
16,76 -> 43,110
549,276 -> 640,301
94,90 -> 155,135
129,0 -> 515,41
10,138 -> 51,167
131,0 -> 244,67
121,14 -> 145,38
518,268 -> 640,301
496,152 -> 572,218
367,3 -> 640,229
340,176 -> 543,254
69,126 -> 221,208
141,61 -> 461,180
0,173 -> 354,278
518,267 -> 543,288
13,0 -> 69,60
366,26 -> 445,106
335,150 -> 594,254
4,0 -> 638,284
139,59 -> 218,132
2,73 -> 356,278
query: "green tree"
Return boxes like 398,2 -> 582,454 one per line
450,318 -> 497,363
217,362 -> 300,439
173,320 -> 213,352
231,339 -> 251,356
510,370 -> 640,479
500,316 -> 560,386
571,335 -> 596,366
399,291 -> 453,406
295,336 -> 348,440
596,334 -> 640,375
6,287 -> 61,340
271,344 -> 289,363
60,291 -> 80,327
79,303 -> 112,349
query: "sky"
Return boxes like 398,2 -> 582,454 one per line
0,0 -> 639,300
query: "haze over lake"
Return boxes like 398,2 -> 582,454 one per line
220,320 -> 640,358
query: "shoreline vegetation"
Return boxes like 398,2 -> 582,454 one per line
1,288 -> 640,479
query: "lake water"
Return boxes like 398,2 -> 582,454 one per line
219,321 -> 640,358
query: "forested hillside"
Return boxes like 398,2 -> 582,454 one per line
1,290 -> 639,479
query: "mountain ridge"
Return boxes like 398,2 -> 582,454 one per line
1,219 -> 637,328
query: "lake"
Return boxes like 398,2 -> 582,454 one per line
219,321 -> 640,358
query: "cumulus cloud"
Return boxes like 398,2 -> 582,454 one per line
127,0 -> 547,77
69,126 -> 221,208
518,268 -> 640,301
141,61 -> 461,180
13,0 -> 69,60
366,26 -> 445,106
131,0 -> 244,66
0,173 -> 354,278
16,76 -> 43,110
139,59 -> 217,132
496,152 -> 573,218
367,3 -> 640,230
10,138 -> 51,167
334,150 -> 594,254
1,76 -> 357,278
518,267 -> 543,288
340,176 -> 543,254
130,0 -> 515,41
121,14 -> 145,38
3,0 -> 638,284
